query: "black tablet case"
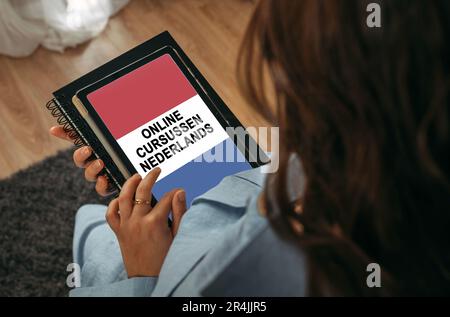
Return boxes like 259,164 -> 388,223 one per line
46,31 -> 250,191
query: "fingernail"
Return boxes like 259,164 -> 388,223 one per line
155,167 -> 161,174
84,147 -> 91,155
96,160 -> 103,169
178,190 -> 185,203
134,173 -> 142,179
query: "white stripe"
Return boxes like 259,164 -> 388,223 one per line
117,95 -> 229,181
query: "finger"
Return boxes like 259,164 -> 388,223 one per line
96,175 -> 112,197
73,146 -> 93,168
133,168 -> 161,216
171,190 -> 187,236
84,159 -> 104,182
49,126 -> 73,142
146,189 -> 178,222
105,198 -> 120,233
118,173 -> 142,220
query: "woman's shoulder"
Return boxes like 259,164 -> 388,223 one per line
172,189 -> 307,297
201,195 -> 307,296
203,227 -> 307,296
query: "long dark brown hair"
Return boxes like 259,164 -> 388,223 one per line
239,0 -> 450,295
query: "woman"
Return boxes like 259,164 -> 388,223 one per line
51,0 -> 450,296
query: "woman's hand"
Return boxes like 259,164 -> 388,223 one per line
49,126 -> 112,196
106,168 -> 187,277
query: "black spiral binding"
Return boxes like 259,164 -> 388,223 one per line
46,99 -> 85,147
45,98 -> 120,194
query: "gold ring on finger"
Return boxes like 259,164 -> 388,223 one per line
134,199 -> 151,205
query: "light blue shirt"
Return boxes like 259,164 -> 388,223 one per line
69,167 -> 306,296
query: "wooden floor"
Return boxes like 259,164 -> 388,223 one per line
0,0 -> 264,179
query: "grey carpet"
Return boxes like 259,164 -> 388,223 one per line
0,149 -> 110,296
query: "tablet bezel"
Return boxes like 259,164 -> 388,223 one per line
75,45 -> 267,177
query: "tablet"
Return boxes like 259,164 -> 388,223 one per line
72,46 -> 267,206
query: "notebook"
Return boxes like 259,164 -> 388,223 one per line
46,31 -> 268,206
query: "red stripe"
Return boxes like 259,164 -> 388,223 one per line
87,54 -> 197,139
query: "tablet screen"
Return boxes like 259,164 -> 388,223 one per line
85,53 -> 251,205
